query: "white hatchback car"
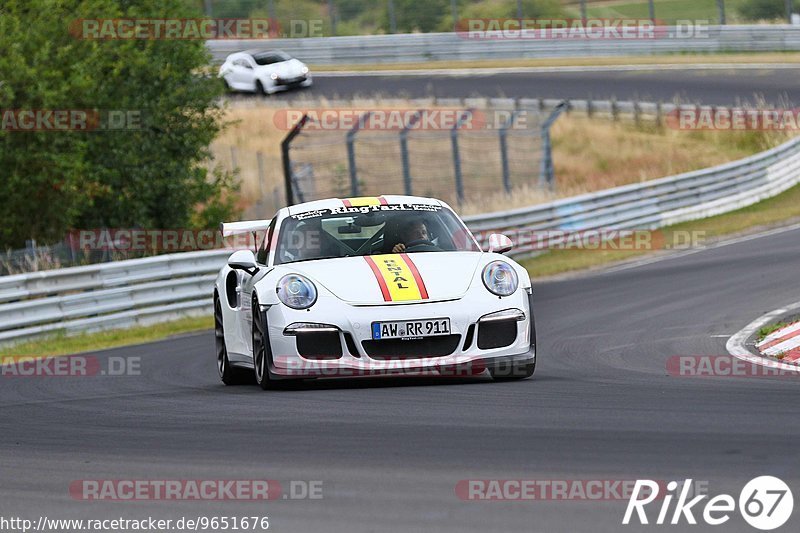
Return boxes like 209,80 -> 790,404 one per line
218,49 -> 312,95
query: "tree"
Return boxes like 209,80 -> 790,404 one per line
0,0 -> 238,249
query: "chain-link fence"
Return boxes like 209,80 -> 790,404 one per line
282,101 -> 568,207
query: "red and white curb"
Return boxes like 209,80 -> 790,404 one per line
726,300 -> 800,373
756,321 -> 800,363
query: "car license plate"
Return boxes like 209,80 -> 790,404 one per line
371,318 -> 451,340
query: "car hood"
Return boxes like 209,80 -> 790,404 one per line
256,59 -> 306,78
283,252 -> 484,305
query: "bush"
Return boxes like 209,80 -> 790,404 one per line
737,0 -> 786,21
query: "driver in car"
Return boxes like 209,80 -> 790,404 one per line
392,219 -> 429,253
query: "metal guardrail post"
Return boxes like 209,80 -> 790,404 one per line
346,111 -> 373,197
281,113 -> 310,206
499,110 -> 519,194
451,109 -> 474,206
400,110 -> 422,196
717,0 -> 726,24
539,101 -> 568,190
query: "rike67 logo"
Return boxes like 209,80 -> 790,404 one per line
623,477 -> 793,530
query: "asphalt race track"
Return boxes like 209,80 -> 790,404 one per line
2,225 -> 800,532
273,67 -> 800,106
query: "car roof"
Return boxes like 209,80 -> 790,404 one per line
285,195 -> 443,216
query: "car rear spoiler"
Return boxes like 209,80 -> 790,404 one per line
219,220 -> 272,238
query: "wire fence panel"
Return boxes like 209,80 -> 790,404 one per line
283,104 -> 550,207
352,132 -> 407,197
287,129 -> 352,201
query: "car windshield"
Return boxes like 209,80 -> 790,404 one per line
274,203 -> 480,265
252,51 -> 291,65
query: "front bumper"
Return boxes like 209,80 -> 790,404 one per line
264,289 -> 535,379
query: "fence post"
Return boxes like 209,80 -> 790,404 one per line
346,111 -> 373,197
388,0 -> 397,33
498,110 -> 518,194
656,101 -> 663,128
400,110 -> 422,196
450,109 -> 473,206
539,101 -> 568,190
634,100 -> 641,128
256,151 -> 266,201
611,97 -> 619,122
230,146 -> 238,171
281,113 -> 310,206
717,0 -> 726,24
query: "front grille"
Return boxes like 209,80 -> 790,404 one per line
477,320 -> 517,350
362,334 -> 461,359
295,331 -> 342,359
276,76 -> 306,86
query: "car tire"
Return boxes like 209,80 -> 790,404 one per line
255,80 -> 268,96
252,295 -> 279,390
215,295 -> 250,385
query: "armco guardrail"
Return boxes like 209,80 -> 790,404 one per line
207,25 -> 800,64
0,250 -> 230,343
1,132 -> 800,344
464,135 -> 800,254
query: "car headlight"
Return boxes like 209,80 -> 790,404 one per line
277,274 -> 317,309
301,66 -> 309,74
482,261 -> 518,297
270,72 -> 278,80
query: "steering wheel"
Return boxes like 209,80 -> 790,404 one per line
403,239 -> 441,252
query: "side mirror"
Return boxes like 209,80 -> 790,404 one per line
487,233 -> 514,254
228,250 -> 259,275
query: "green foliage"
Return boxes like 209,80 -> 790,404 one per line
737,0 -> 786,21
0,0 -> 239,249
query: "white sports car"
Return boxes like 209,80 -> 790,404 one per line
218,49 -> 312,95
214,196 -> 536,389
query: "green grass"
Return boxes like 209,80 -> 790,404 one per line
0,315 -> 213,358
757,317 -> 799,341
582,0 -> 745,23
312,51 -> 800,72
522,181 -> 800,278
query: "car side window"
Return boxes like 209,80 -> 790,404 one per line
233,58 -> 252,69
256,218 -> 276,265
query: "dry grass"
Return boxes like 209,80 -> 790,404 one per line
211,101 -> 790,217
